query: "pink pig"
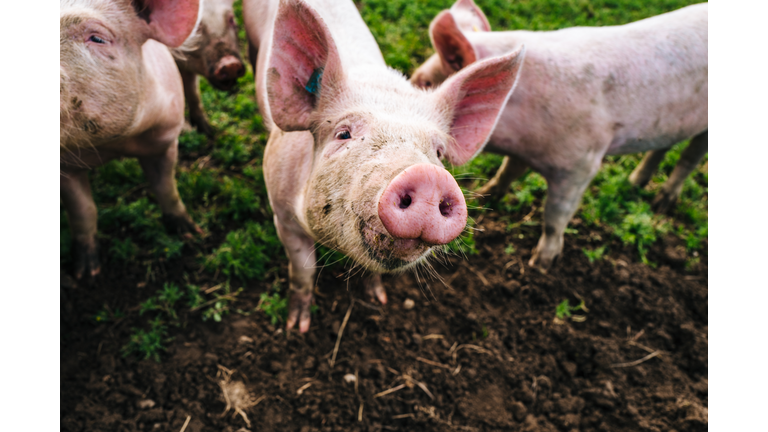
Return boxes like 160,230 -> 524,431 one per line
411,0 -> 708,270
242,0 -> 525,332
175,0 -> 246,136
60,0 -> 203,280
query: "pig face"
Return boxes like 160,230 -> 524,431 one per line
176,0 -> 245,90
59,0 -> 200,150
267,0 -> 524,273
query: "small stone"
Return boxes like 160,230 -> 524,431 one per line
238,335 -> 254,344
343,373 -> 357,384
403,299 -> 415,310
137,399 -> 156,409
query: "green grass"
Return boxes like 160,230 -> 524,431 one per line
62,0 -> 707,360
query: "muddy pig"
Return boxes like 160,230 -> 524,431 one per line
60,0 -> 203,280
175,0 -> 246,136
411,0 -> 708,270
243,0 -> 525,332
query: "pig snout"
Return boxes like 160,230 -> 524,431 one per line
378,164 -> 468,245
210,55 -> 244,89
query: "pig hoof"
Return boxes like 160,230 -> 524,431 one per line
162,214 -> 203,237
364,277 -> 388,305
73,241 -> 101,281
528,248 -> 557,272
287,290 -> 314,333
651,192 -> 677,214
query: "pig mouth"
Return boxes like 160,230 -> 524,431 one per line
358,218 -> 432,271
207,77 -> 239,92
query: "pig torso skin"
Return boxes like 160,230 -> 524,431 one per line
471,4 -> 707,173
412,2 -> 707,269
243,0 -> 524,332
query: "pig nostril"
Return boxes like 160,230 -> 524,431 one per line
439,198 -> 452,217
399,195 -> 412,209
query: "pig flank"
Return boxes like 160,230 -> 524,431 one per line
411,1 -> 707,269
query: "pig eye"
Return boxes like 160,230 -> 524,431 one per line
436,147 -> 444,159
228,16 -> 236,27
424,81 -> 432,88
89,35 -> 106,44
336,130 -> 352,140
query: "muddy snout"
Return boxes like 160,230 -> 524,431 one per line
378,164 -> 467,245
209,55 -> 245,90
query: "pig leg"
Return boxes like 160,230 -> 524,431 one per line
274,216 -> 317,333
653,131 -> 708,213
60,169 -> 100,280
475,155 -> 528,200
180,69 -> 214,137
628,149 -> 669,187
529,158 -> 602,270
363,273 -> 387,305
138,142 -> 202,237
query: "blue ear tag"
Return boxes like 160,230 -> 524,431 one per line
305,67 -> 324,96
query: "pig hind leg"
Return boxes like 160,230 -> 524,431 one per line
61,169 -> 100,280
275,217 -> 317,333
476,155 -> 529,200
652,131 -> 708,213
180,69 -> 214,137
629,149 -> 669,187
529,158 -> 602,271
138,141 -> 202,237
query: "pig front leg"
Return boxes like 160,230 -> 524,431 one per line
629,149 -> 669,188
476,155 -> 528,200
61,169 -> 100,280
529,159 -> 601,270
653,131 -> 708,213
180,69 -> 214,137
138,141 -> 202,237
274,216 -> 317,333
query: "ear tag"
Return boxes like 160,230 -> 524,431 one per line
305,67 -> 324,96
472,25 -> 479,32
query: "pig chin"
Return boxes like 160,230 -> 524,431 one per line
358,218 -> 432,272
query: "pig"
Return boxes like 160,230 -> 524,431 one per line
175,0 -> 246,136
411,0 -> 708,270
242,0 -> 525,332
60,0 -> 204,280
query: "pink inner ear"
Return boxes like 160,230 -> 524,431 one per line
431,11 -> 477,72
142,0 -> 200,47
439,48 -> 526,165
267,0 -> 339,131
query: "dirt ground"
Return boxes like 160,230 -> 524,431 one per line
60,196 -> 707,432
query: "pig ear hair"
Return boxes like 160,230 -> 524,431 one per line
133,0 -> 203,48
430,10 -> 477,73
435,45 -> 526,166
450,0 -> 491,32
266,0 -> 344,131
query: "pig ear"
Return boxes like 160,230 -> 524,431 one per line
430,10 -> 477,73
433,46 -> 526,166
134,0 -> 202,47
266,0 -> 344,131
450,0 -> 491,32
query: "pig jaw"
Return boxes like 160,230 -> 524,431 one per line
301,114 -> 452,274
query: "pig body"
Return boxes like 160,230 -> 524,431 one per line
243,0 -> 525,331
175,0 -> 245,136
60,0 -> 203,279
411,1 -> 708,270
